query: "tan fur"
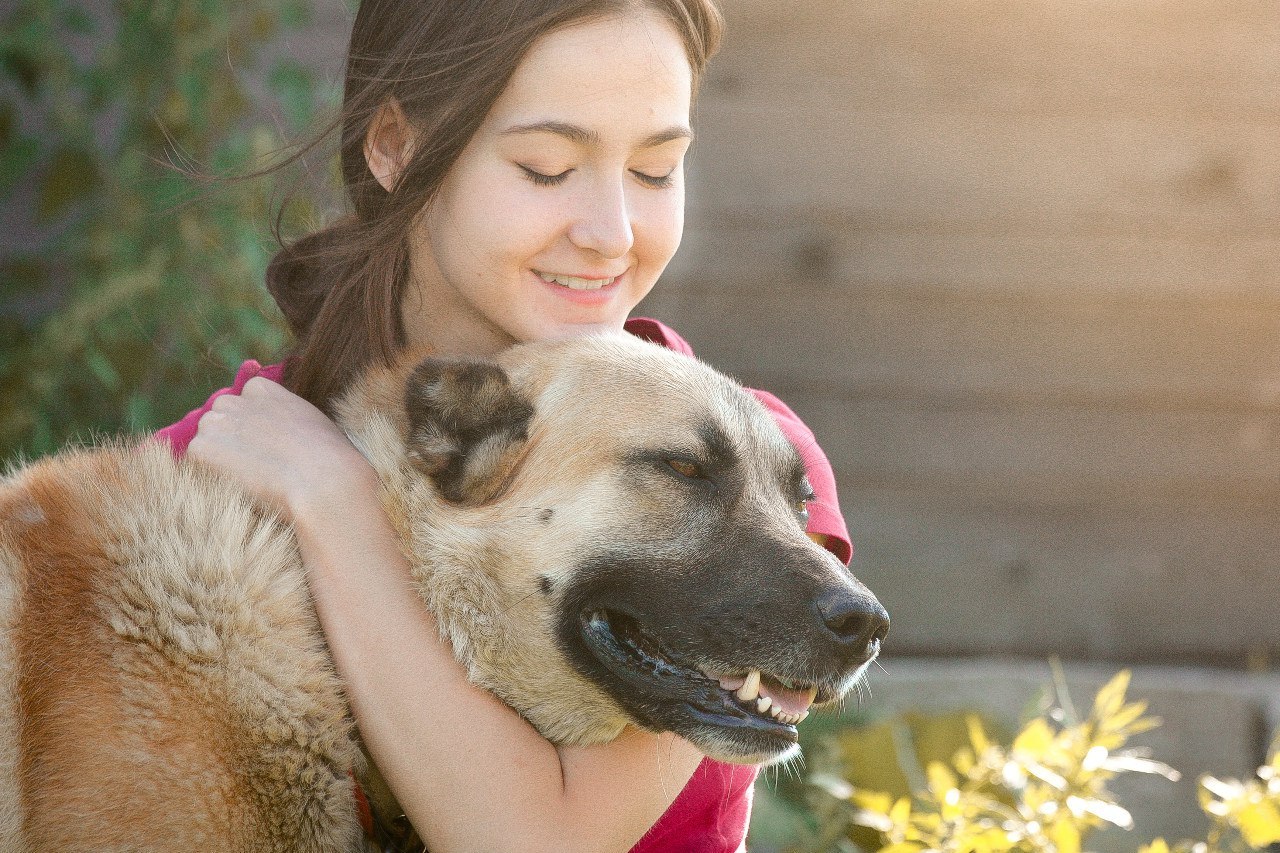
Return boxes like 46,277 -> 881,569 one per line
0,335 -> 883,850
0,532 -> 24,852
1,445 -> 361,851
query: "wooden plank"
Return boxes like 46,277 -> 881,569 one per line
781,390 -> 1280,501
843,492 -> 1280,663
683,100 -> 1280,233
714,0 -> 1280,112
685,2 -> 1280,232
702,59 -> 1280,120
639,287 -> 1280,407
664,225 -> 1280,301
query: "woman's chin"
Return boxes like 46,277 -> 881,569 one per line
523,319 -> 630,344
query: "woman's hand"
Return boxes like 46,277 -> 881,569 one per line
186,377 -> 374,518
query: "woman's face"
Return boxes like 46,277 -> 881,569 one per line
400,11 -> 694,357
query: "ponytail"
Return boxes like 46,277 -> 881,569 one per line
265,215 -> 410,410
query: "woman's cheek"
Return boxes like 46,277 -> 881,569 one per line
641,190 -> 685,270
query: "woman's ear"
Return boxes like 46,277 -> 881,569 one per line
364,99 -> 415,192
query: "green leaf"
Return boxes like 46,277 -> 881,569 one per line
1049,819 -> 1081,853
124,392 -> 155,433
1012,717 -> 1055,756
84,346 -> 121,392
38,146 -> 99,221
268,59 -> 316,130
0,46 -> 42,95
0,100 -> 12,146
1091,670 -> 1132,722
1238,799 -> 1280,847
63,7 -> 94,34
276,1 -> 311,30
0,135 -> 39,197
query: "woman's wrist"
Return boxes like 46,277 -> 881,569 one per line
283,443 -> 381,526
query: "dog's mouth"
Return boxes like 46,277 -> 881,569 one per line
577,608 -> 829,755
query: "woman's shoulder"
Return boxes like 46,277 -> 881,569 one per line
155,360 -> 286,457
623,316 -> 696,356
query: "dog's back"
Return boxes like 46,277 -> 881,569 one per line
0,441 -> 362,852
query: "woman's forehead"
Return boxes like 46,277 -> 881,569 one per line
483,11 -> 693,147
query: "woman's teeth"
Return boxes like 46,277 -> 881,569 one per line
537,272 -> 616,291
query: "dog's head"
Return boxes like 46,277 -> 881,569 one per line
338,335 -> 888,766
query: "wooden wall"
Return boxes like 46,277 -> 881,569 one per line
642,0 -> 1280,666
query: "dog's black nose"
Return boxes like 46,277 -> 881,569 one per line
816,590 -> 889,661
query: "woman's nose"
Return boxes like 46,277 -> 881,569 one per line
568,179 -> 633,259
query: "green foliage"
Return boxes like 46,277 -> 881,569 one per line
1142,744 -> 1280,853
790,671 -> 1280,853
0,0 -> 336,460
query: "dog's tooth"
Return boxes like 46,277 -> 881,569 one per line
756,696 -> 772,714
802,685 -> 818,705
735,670 -> 761,702
797,710 -> 810,724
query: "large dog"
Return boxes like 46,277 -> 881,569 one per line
0,334 -> 887,851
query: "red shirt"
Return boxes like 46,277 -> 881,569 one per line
157,318 -> 852,852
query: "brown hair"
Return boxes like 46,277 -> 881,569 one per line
267,0 -> 723,409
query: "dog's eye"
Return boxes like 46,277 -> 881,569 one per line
796,486 -> 816,516
666,459 -> 707,481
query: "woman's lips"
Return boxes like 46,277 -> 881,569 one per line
535,271 -> 619,291
532,269 -> 626,305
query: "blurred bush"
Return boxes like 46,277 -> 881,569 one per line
780,670 -> 1280,853
0,0 -> 335,460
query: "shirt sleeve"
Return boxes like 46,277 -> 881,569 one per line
630,757 -> 755,853
154,360 -> 286,458
624,317 -> 853,564
746,388 -> 853,565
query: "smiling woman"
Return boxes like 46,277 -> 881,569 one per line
268,0 -> 718,409
159,1 -> 859,851
384,12 -> 694,354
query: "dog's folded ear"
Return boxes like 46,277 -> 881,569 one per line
403,358 -> 536,505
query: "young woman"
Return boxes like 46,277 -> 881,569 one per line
159,1 -> 852,850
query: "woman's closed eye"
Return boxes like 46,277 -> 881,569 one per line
518,164 -> 676,189
631,169 -> 675,189
519,164 -> 572,186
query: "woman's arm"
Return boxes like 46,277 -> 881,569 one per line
188,377 -> 702,853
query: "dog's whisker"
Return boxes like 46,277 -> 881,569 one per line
495,587 -> 543,617
776,749 -> 804,783
653,734 -> 678,802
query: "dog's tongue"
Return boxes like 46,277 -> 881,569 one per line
715,672 -> 817,716
759,681 -> 817,716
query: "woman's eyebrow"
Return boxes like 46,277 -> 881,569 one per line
499,121 -> 693,149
